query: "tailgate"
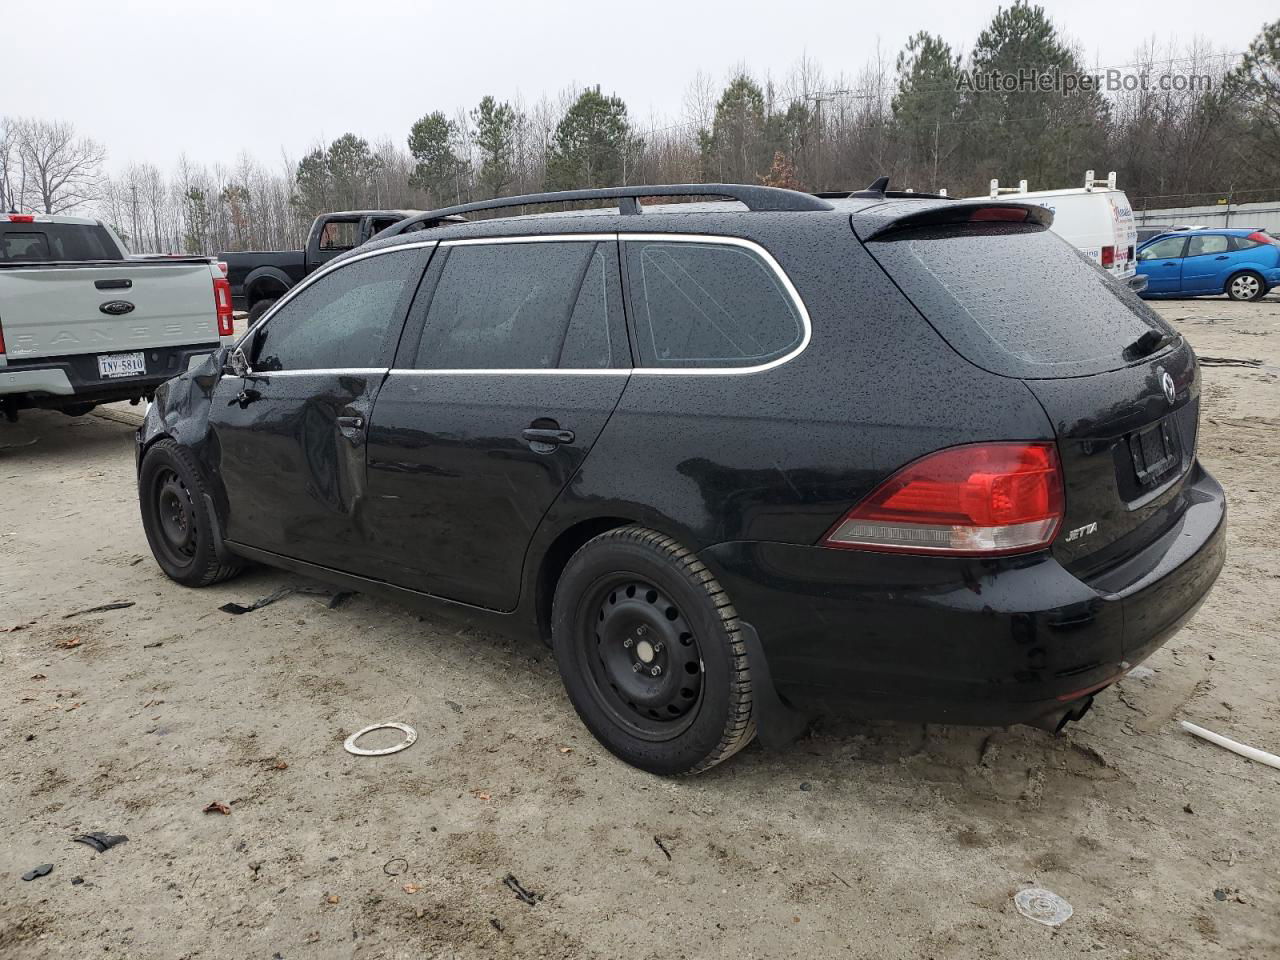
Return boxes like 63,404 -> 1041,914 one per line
1027,340 -> 1200,580
0,260 -> 219,360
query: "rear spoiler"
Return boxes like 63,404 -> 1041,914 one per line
854,201 -> 1054,241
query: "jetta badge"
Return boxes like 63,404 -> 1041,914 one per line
99,300 -> 135,316
1160,370 -> 1176,405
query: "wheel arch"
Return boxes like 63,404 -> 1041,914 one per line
530,516 -> 637,644
244,266 -> 293,306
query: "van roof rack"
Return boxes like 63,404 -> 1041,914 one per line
390,184 -> 834,233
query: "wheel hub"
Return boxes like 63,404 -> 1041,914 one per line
154,469 -> 196,559
592,580 -> 703,726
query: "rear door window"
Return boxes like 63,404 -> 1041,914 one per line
252,249 -> 422,372
413,241 -> 625,370
1187,235 -> 1229,256
866,223 -> 1173,379
319,220 -> 360,251
623,239 -> 804,368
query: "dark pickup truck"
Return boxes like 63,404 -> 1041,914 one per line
220,210 -> 417,322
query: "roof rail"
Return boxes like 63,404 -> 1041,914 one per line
387,184 -> 833,233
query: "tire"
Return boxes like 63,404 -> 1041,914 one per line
551,526 -> 755,775
246,297 -> 278,325
1225,271 -> 1265,302
138,439 -> 242,587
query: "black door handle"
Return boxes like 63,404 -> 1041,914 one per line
1214,255 -> 1229,260
522,427 -> 574,446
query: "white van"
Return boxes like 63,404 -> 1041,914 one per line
969,171 -> 1141,287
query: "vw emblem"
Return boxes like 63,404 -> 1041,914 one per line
1160,371 -> 1176,405
99,300 -> 136,316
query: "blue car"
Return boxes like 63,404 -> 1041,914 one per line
1136,228 -> 1280,301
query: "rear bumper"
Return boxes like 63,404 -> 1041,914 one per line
1127,274 -> 1149,293
699,465 -> 1226,726
0,344 -> 219,409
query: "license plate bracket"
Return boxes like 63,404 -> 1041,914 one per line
97,351 -> 147,379
1128,418 -> 1179,486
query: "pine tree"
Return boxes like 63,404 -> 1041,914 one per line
472,96 -> 520,198
545,87 -> 637,190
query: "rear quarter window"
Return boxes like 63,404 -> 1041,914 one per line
623,239 -> 804,369
866,223 -> 1173,379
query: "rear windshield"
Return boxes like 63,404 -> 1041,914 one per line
0,223 -> 123,262
867,223 -> 1173,379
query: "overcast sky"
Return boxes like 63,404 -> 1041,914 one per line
5,0 -> 1271,174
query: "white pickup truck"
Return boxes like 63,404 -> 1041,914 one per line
0,213 -> 234,421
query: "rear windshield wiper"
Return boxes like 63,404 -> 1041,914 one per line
1123,328 -> 1174,361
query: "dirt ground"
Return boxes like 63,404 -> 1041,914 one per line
2,295 -> 1278,959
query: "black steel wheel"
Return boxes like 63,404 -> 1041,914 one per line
152,466 -> 198,566
586,578 -> 705,738
552,526 -> 755,775
138,439 -> 242,587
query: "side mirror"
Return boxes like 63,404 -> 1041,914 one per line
223,345 -> 251,378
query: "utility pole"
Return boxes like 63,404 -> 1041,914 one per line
130,184 -> 140,253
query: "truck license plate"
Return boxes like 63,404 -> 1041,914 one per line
97,351 -> 146,379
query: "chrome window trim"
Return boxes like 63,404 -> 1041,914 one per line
246,368 -> 389,378
390,232 -> 812,377
619,233 -> 811,376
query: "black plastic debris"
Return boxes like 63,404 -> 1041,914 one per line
71,876 -> 84,886
654,836 -> 672,861
71,832 -> 129,853
22,864 -> 53,881
63,601 -> 135,620
220,585 -> 356,615
502,873 -> 541,906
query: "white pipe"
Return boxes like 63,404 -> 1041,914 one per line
1181,720 -> 1280,770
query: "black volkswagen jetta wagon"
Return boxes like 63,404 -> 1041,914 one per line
136,183 -> 1226,775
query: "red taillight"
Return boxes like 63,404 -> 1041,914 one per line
217,261 -> 228,276
0,319 -> 6,355
213,277 -> 234,337
970,206 -> 1029,222
821,442 -> 1065,556
1247,231 -> 1279,246
7,214 -> 35,223
1100,245 -> 1116,267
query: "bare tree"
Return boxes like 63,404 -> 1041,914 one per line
14,118 -> 105,213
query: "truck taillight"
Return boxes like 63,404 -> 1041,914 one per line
217,261 -> 228,276
1100,245 -> 1116,267
820,442 -> 1064,556
213,277 -> 234,337
6,214 -> 34,223
0,318 -> 5,355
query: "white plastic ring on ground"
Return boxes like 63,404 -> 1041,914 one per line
343,722 -> 418,757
